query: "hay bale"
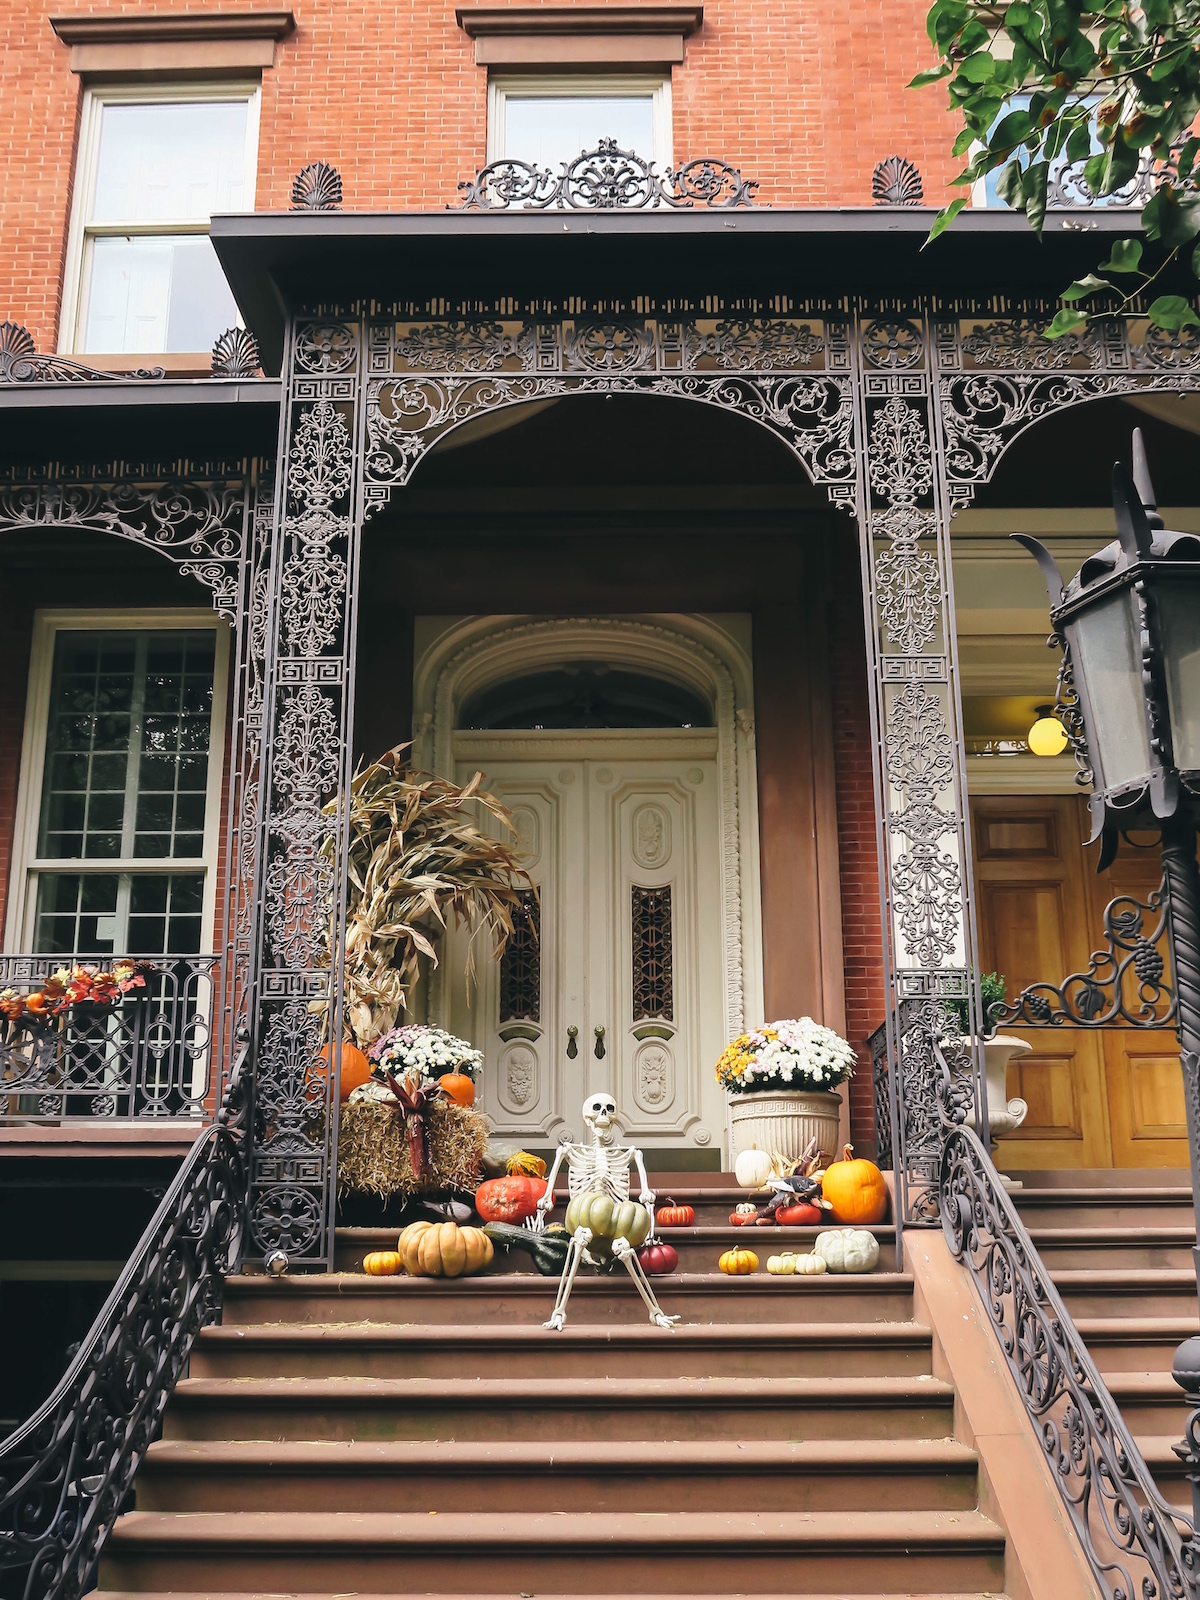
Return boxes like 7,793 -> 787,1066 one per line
337,1100 -> 488,1200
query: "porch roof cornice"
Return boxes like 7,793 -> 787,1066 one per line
209,203 -> 1167,371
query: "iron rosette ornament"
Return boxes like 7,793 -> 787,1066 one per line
454,139 -> 759,210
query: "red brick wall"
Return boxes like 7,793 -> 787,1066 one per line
828,525 -> 886,1147
1,0 -> 962,348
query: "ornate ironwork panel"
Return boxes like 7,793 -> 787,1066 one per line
246,317 -> 366,1268
632,885 -> 674,1022
0,954 -> 218,1121
454,140 -> 758,211
499,888 -> 540,1024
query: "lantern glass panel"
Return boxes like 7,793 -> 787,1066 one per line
1156,574 -> 1200,774
1068,591 -> 1153,792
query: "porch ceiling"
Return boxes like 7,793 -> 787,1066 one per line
209,204 -> 1171,373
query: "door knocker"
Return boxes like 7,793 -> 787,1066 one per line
566,1025 -> 579,1059
593,1025 -> 606,1060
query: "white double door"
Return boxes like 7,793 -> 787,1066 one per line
444,731 -> 727,1156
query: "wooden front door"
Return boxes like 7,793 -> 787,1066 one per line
445,730 -> 728,1159
971,795 -> 1187,1170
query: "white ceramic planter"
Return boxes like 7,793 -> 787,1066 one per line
977,1033 -> 1032,1141
727,1088 -> 842,1167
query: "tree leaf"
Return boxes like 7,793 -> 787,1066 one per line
1146,295 -> 1200,332
1061,274 -> 1112,302
960,49 -> 997,81
925,196 -> 967,243
909,63 -> 952,87
1144,184 -> 1200,248
1098,238 -> 1143,274
1045,308 -> 1090,339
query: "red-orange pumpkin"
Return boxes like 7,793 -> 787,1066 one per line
439,1071 -> 476,1108
655,1202 -> 695,1228
777,1202 -> 822,1226
730,1208 -> 756,1227
475,1175 -> 547,1225
322,1040 -> 373,1103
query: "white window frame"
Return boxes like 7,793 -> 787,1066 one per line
58,81 -> 260,357
486,74 -> 673,169
5,609 -> 230,956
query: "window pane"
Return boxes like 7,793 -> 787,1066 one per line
503,95 -> 656,168
33,873 -> 120,954
83,235 -> 240,354
91,100 -> 250,223
127,873 -> 205,955
39,634 -> 135,860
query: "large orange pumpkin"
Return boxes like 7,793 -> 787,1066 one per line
474,1175 -> 547,1224
821,1144 -> 889,1225
398,1219 -> 494,1278
439,1071 -> 475,1107
322,1040 -> 373,1103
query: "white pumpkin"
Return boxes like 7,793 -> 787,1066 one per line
766,1253 -> 797,1275
814,1227 -> 880,1274
792,1253 -> 828,1276
734,1145 -> 775,1190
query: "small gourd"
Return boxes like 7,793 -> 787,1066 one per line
398,1219 -> 495,1278
821,1144 -> 889,1225
438,1070 -> 475,1107
506,1150 -> 547,1179
636,1242 -> 679,1275
734,1144 -> 775,1191
655,1201 -> 695,1228
719,1247 -> 758,1275
792,1252 -> 828,1276
362,1250 -> 401,1275
766,1253 -> 797,1275
730,1202 -> 757,1226
814,1226 -> 880,1274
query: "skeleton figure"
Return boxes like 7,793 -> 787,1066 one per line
535,1091 -> 679,1331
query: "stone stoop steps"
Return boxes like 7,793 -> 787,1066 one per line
1010,1170 -> 1200,1511
95,1185 -> 1018,1600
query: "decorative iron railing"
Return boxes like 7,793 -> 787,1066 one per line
939,1065 -> 1198,1600
0,1044 -> 249,1600
0,955 -> 218,1123
454,138 -> 758,210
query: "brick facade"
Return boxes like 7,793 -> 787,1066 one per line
1,0 -> 960,349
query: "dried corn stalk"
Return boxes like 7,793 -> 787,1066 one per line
320,745 -> 534,1048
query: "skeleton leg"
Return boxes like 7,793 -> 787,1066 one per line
612,1236 -> 679,1330
543,1226 -> 592,1331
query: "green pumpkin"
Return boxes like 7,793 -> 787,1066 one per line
564,1191 -> 652,1255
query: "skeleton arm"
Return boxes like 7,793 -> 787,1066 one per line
534,1141 -> 570,1231
631,1146 -> 656,1239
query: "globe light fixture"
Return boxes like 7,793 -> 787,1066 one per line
1027,705 -> 1068,758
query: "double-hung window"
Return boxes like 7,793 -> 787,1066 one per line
487,75 -> 672,171
62,87 -> 258,356
9,614 -> 228,959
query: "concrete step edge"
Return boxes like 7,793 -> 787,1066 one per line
196,1319 -> 932,1347
1073,1318 -> 1200,1339
96,1591 -> 1012,1598
223,1272 -> 914,1293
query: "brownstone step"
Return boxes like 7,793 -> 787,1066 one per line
191,1317 -> 932,1379
334,1224 -> 899,1276
164,1372 -> 956,1443
100,1508 -> 1007,1594
137,1436 -> 980,1513
220,1270 -> 916,1326
1026,1226 -> 1195,1272
1135,1435 -> 1192,1508
1010,1185 -> 1192,1230
1073,1317 -> 1200,1374
1055,1269 -> 1197,1320
97,1592 -> 1011,1600
1098,1371 -> 1190,1435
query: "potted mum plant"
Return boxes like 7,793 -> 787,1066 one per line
717,1018 -> 855,1167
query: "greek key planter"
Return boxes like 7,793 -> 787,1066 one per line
727,1088 -> 842,1166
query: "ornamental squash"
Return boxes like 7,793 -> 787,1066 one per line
506,1150 -> 547,1179
362,1250 -> 401,1275
636,1242 -> 679,1275
438,1071 -> 476,1108
766,1253 -> 797,1275
563,1191 -> 652,1257
655,1201 -> 695,1228
482,1220 -> 569,1276
777,1201 -> 823,1226
793,1252 -> 828,1276
730,1203 -> 757,1226
322,1040 -> 373,1103
474,1175 -> 547,1225
718,1247 -> 758,1275
813,1226 -> 879,1274
734,1145 -> 775,1190
398,1219 -> 494,1278
821,1144 -> 889,1225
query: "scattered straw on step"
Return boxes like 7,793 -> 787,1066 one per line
337,1100 -> 488,1200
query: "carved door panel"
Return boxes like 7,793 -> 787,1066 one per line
447,762 -> 586,1146
586,758 -> 726,1156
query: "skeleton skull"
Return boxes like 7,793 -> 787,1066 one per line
582,1092 -> 617,1137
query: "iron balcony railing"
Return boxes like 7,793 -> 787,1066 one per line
0,955 -> 218,1123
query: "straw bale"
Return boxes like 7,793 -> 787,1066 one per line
337,1100 -> 488,1199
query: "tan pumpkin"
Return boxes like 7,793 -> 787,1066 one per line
718,1247 -> 758,1275
792,1252 -> 828,1276
398,1219 -> 494,1278
766,1253 -> 797,1275
821,1143 -> 890,1225
362,1250 -> 401,1275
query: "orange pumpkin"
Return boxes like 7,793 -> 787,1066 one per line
719,1247 -> 758,1275
475,1175 -> 547,1225
821,1144 -> 889,1225
439,1071 -> 476,1108
322,1040 -> 373,1103
362,1250 -> 401,1276
655,1201 -> 695,1228
398,1219 -> 494,1278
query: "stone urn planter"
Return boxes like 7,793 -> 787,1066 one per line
975,1033 -> 1032,1142
727,1088 -> 842,1168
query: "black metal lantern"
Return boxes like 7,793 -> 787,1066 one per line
1014,429 -> 1200,866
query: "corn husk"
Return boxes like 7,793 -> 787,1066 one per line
336,1100 -> 488,1200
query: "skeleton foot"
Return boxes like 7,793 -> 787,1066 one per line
543,1309 -> 566,1331
613,1236 -> 678,1330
